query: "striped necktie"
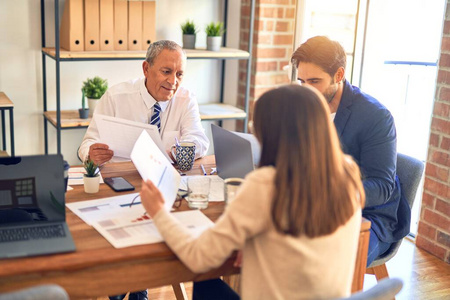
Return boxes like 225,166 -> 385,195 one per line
150,102 -> 161,132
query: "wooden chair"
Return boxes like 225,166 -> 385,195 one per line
0,284 -> 69,300
366,153 -> 424,281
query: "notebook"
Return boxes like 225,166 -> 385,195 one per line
0,154 -> 76,259
211,124 -> 260,179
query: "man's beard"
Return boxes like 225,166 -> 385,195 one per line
323,81 -> 338,103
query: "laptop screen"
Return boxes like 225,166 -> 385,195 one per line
0,155 -> 66,225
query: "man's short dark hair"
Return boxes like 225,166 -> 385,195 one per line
145,40 -> 185,65
291,36 -> 346,78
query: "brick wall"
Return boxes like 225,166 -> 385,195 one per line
238,0 -> 296,130
416,0 -> 450,264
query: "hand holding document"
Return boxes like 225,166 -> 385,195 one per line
131,131 -> 181,211
95,114 -> 173,163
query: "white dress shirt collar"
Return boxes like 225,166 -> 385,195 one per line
139,78 -> 171,112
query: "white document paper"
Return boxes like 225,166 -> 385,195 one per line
94,210 -> 214,248
68,167 -> 104,186
66,192 -> 142,226
67,195 -> 214,248
131,131 -> 181,211
94,114 -> 172,162
180,175 -> 225,202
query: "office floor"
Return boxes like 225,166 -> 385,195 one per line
363,238 -> 450,300
95,239 -> 449,300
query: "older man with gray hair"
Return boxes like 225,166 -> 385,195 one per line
78,40 -> 209,165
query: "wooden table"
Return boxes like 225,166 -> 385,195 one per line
0,92 -> 14,156
0,156 -> 370,298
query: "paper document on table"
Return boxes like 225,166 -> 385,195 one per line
94,114 -> 172,163
131,131 -> 181,211
180,175 -> 225,202
67,195 -> 214,248
68,167 -> 104,186
95,210 -> 214,248
66,192 -> 141,226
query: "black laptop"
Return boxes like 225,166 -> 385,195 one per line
0,154 -> 76,258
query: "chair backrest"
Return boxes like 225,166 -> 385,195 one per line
333,278 -> 403,300
0,284 -> 69,300
368,153 -> 424,267
396,153 -> 425,208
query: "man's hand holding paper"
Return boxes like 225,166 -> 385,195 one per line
88,143 -> 114,165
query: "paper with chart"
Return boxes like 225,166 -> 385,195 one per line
66,195 -> 214,248
180,175 -> 225,202
66,193 -> 142,226
94,114 -> 172,163
131,131 -> 181,211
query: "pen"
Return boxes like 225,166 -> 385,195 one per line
210,167 -> 217,175
201,164 -> 207,176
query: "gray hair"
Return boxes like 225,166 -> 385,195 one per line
145,40 -> 186,65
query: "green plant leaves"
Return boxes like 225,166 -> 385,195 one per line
84,159 -> 100,177
181,20 -> 198,35
205,22 -> 225,37
82,76 -> 108,99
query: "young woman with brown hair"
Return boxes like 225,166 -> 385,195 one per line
140,84 -> 365,299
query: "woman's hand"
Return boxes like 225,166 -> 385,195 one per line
140,180 -> 165,217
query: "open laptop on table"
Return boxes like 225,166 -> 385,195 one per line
211,124 -> 260,179
0,154 -> 76,258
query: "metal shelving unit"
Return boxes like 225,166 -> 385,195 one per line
40,0 -> 255,154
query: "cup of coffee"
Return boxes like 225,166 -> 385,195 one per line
224,178 -> 245,204
171,141 -> 196,171
187,176 -> 211,209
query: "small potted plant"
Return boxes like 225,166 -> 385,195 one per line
181,19 -> 198,49
78,90 -> 89,119
205,22 -> 225,51
83,159 -> 100,193
82,76 -> 108,116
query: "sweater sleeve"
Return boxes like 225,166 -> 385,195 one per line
152,168 -> 275,273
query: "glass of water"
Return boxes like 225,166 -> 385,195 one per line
187,176 -> 211,209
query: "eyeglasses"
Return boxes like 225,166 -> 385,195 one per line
129,190 -> 186,210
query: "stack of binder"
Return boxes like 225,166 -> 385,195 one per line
60,0 -> 156,52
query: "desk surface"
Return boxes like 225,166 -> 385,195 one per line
0,156 -> 370,298
0,92 -> 13,108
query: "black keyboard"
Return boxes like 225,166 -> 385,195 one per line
0,224 -> 66,243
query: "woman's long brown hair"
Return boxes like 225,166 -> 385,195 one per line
253,85 -> 365,238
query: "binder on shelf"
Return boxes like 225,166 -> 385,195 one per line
84,0 -> 100,51
128,0 -> 143,51
60,0 -> 84,51
113,0 -> 128,50
142,0 -> 156,51
99,0 -> 114,51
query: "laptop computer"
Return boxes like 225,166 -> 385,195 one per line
0,154 -> 76,258
211,124 -> 260,179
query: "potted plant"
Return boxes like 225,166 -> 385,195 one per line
181,20 -> 198,49
82,76 -> 108,116
205,22 -> 225,51
78,90 -> 89,119
83,159 -> 100,193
